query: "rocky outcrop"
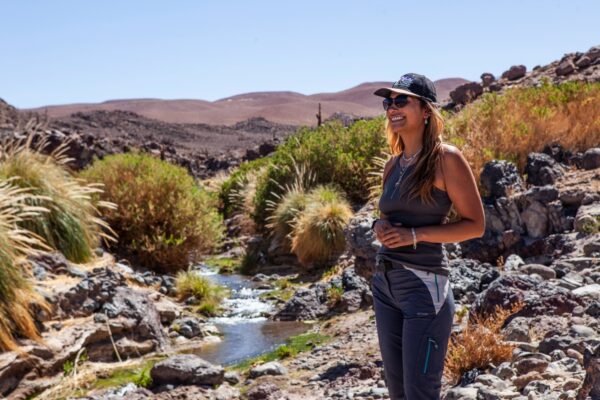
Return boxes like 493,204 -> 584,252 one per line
150,354 -> 224,386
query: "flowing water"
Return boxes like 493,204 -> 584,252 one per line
188,264 -> 311,366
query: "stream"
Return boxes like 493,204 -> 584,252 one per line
186,264 -> 311,366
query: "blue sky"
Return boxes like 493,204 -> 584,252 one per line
1,0 -> 598,108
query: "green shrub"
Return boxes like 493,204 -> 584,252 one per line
175,268 -> 227,316
0,137 -> 115,263
80,153 -> 225,272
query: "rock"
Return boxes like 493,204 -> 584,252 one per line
471,274 -> 583,318
556,59 -> 576,76
344,202 -> 378,281
150,354 -> 224,386
502,65 -> 527,81
481,73 -> 496,87
491,362 -> 516,380
504,254 -> 525,272
273,284 -> 330,321
520,201 -> 549,238
443,387 -> 478,399
449,259 -> 498,302
154,297 -> 181,325
171,317 -> 202,338
582,148 -> 600,170
248,361 -> 288,378
525,153 -> 564,186
224,370 -> 241,385
245,382 -> 281,400
513,357 -> 549,375
520,264 -> 556,280
503,317 -> 531,342
578,344 -> 600,399
572,284 -> 600,301
450,82 -> 484,105
512,371 -> 542,391
480,160 -> 524,198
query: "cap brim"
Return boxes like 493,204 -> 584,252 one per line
373,87 -> 422,98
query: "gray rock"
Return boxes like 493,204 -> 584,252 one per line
525,153 -> 564,186
171,316 -> 202,339
575,203 -> 600,234
480,160 -> 524,198
582,148 -> 600,170
442,387 -> 478,400
501,65 -> 527,80
249,361 -> 288,378
572,284 -> 600,300
520,264 -> 556,280
556,59 -> 576,76
150,354 -> 224,386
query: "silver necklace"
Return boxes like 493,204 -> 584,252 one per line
401,148 -> 422,162
390,154 -> 419,198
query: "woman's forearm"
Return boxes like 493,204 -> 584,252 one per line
416,219 -> 485,244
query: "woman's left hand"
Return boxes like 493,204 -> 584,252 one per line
378,225 -> 414,248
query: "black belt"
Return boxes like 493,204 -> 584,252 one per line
375,258 -> 406,273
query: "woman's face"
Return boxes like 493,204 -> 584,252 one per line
386,92 -> 429,133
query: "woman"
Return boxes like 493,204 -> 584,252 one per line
370,73 -> 485,400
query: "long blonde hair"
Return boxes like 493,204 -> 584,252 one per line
384,100 -> 445,205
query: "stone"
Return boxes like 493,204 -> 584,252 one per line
480,160 -> 524,198
513,371 -> 542,390
520,264 -> 556,280
520,202 -> 549,238
443,387 -> 478,400
572,284 -> 600,301
502,65 -> 527,81
481,72 -> 496,87
574,203 -> 600,234
556,59 -> 576,76
245,382 -> 281,400
450,82 -> 484,105
525,153 -> 564,186
578,344 -> 600,399
248,361 -> 288,378
150,354 -> 224,386
513,358 -> 549,375
582,148 -> 600,170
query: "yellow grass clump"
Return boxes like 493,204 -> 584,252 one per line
444,301 -> 524,383
290,184 -> 353,267
0,180 -> 51,352
0,135 -> 116,263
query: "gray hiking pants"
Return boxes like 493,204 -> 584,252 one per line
371,258 -> 455,400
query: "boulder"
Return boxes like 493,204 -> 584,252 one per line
582,148 -> 600,170
480,160 -> 524,198
449,82 -> 484,105
525,153 -> 564,186
574,203 -> 600,234
501,65 -> 526,81
249,361 -> 288,378
150,354 -> 224,386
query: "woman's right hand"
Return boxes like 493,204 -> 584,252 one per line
374,219 -> 396,242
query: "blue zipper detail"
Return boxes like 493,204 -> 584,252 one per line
423,339 -> 432,374
434,274 -> 440,302
423,338 -> 438,374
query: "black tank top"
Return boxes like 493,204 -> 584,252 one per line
377,155 -> 452,276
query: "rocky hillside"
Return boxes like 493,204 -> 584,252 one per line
446,45 -> 600,108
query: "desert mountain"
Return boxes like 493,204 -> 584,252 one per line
25,79 -> 467,126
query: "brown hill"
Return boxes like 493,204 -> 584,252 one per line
26,78 -> 467,126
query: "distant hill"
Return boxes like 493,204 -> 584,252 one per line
25,78 -> 468,126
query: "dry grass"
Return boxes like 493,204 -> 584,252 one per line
0,134 -> 116,262
444,301 -> 524,384
227,164 -> 269,236
265,156 -> 317,253
290,185 -> 353,266
0,180 -> 51,351
444,80 -> 600,184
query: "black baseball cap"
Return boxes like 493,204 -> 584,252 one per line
373,73 -> 437,104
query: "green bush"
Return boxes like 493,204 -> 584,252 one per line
219,118 -> 386,231
80,153 -> 225,272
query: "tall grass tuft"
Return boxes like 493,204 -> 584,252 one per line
81,153 -> 225,272
444,301 -> 524,384
175,268 -> 227,316
290,184 -> 353,266
265,157 -> 316,253
0,135 -> 115,263
0,180 -> 51,351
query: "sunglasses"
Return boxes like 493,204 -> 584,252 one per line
383,95 -> 411,111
